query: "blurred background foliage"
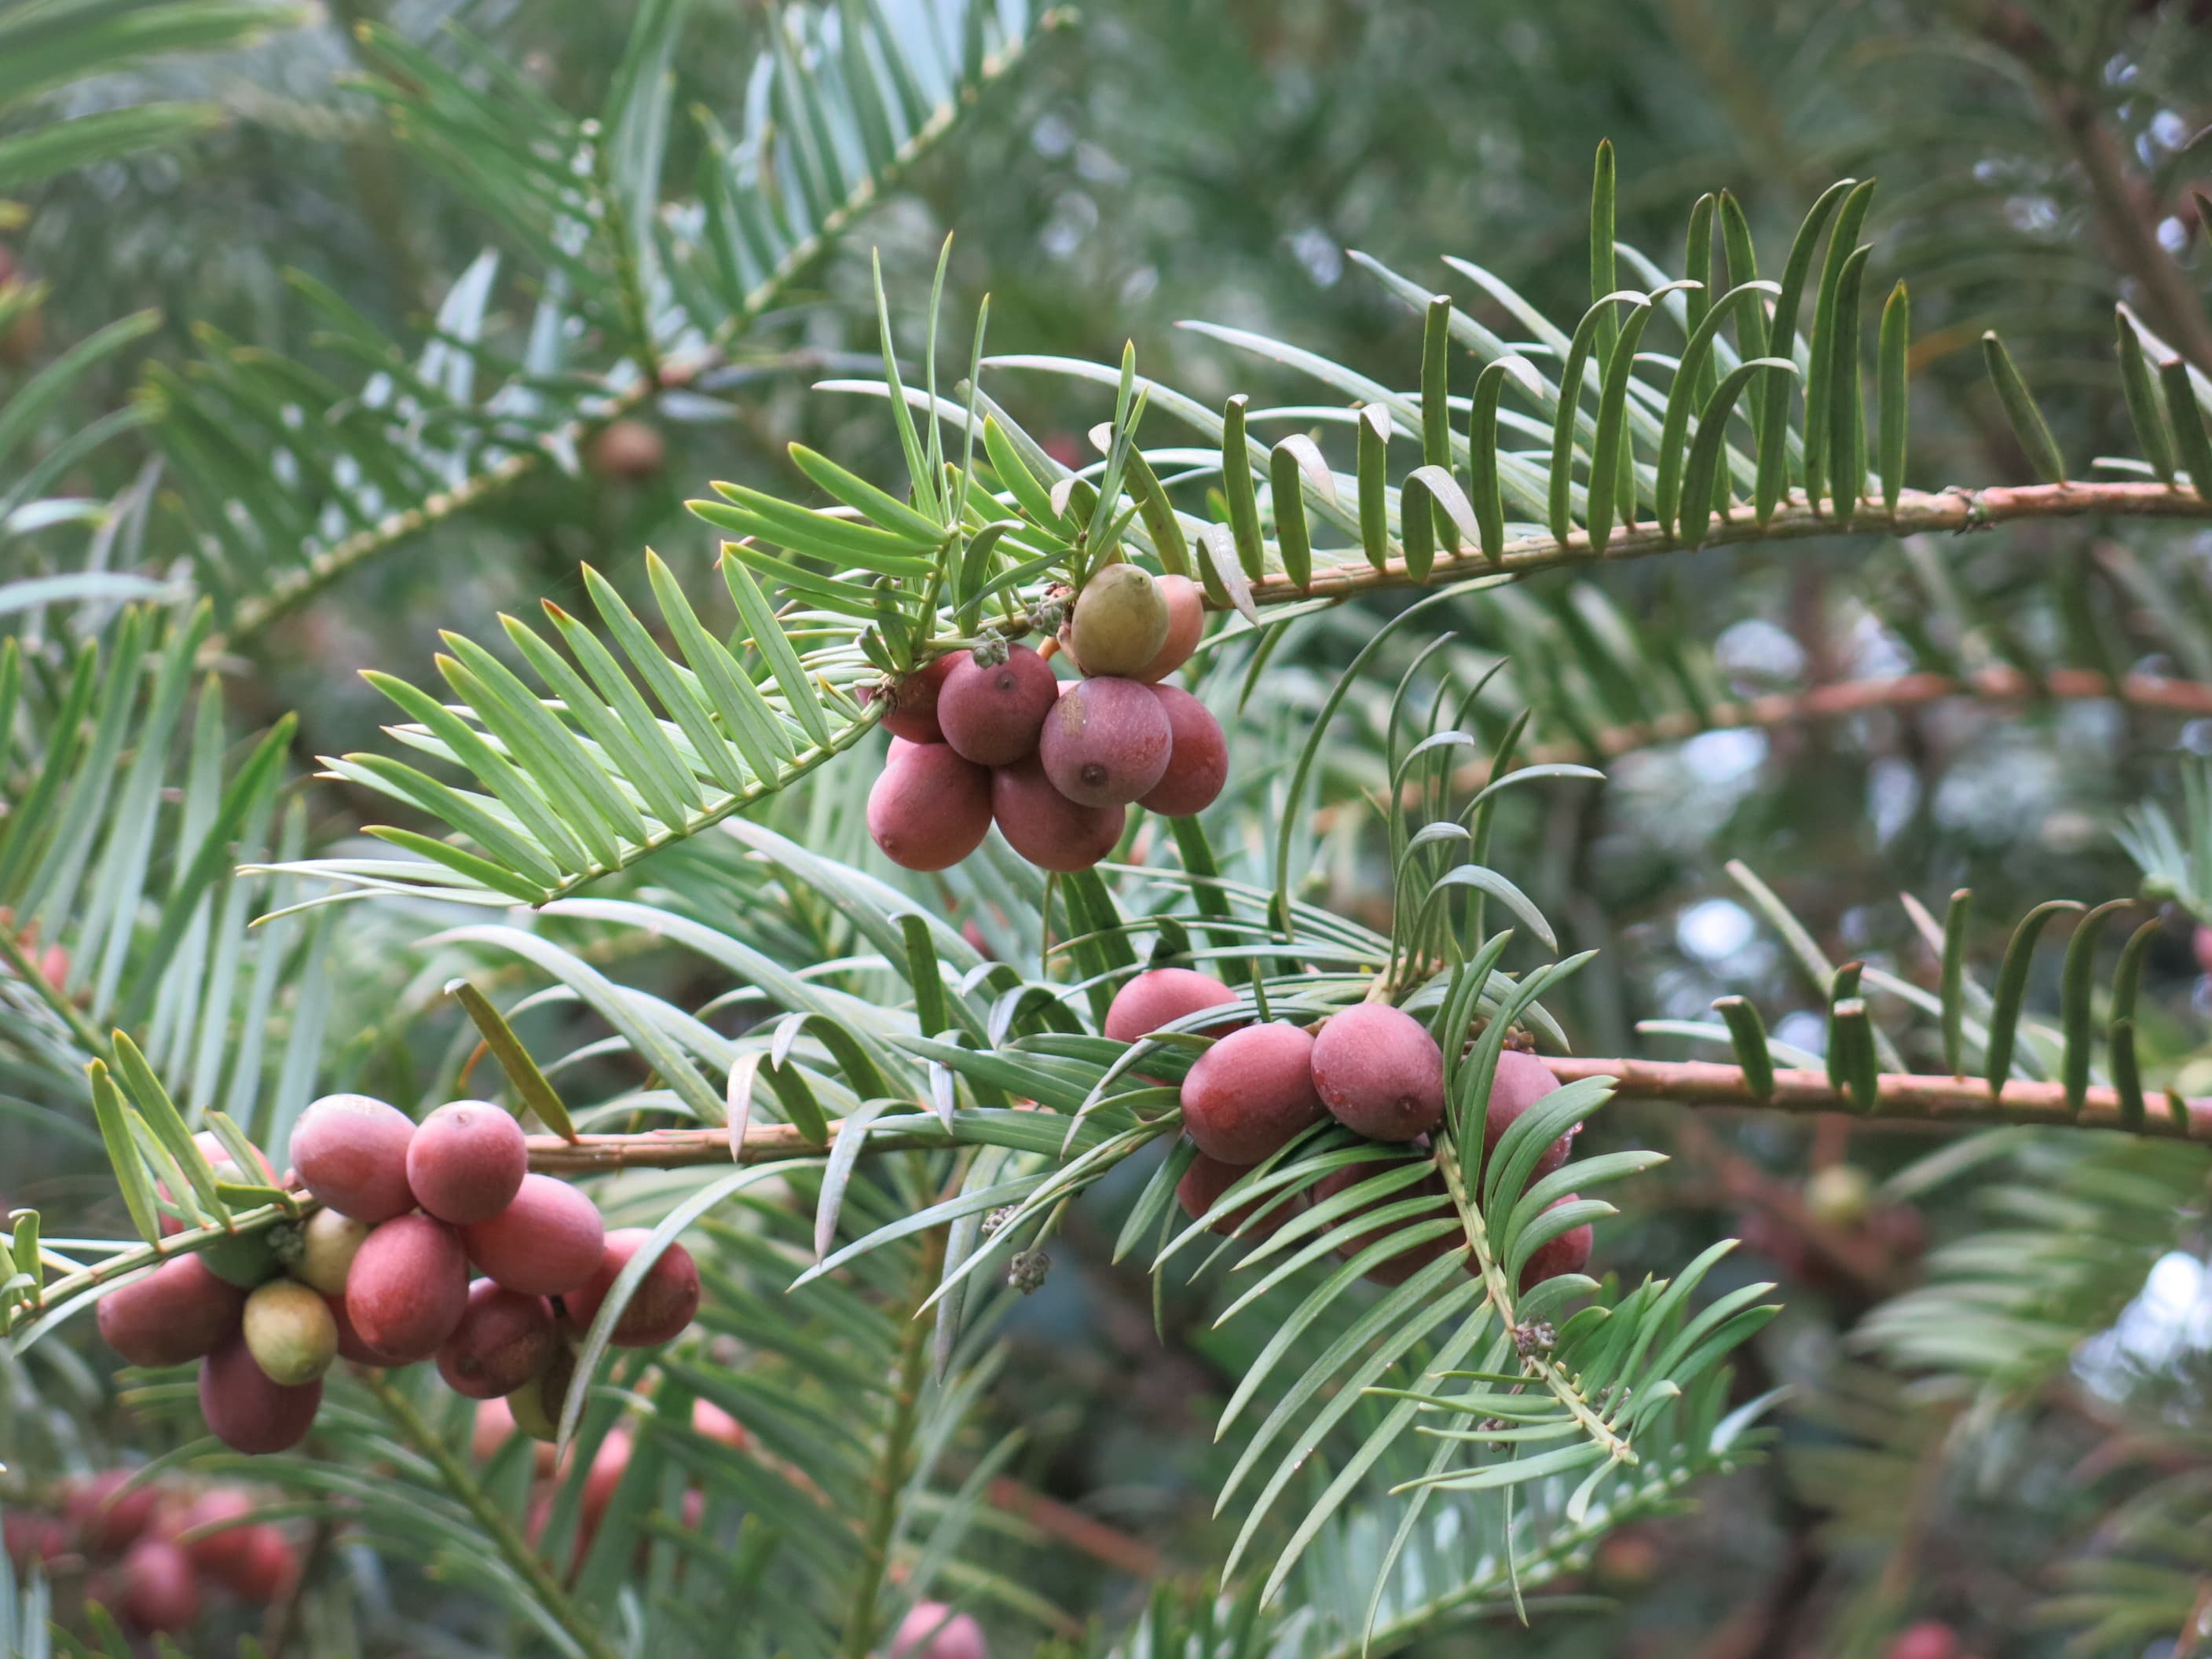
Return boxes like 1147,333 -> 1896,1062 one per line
5,0 -> 2212,1655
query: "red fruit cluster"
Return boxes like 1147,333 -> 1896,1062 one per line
4,1474 -> 299,1636
866,570 -> 1226,876
1107,973 -> 1595,1292
95,1095 -> 702,1459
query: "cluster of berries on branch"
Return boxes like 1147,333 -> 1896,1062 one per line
868,564 -> 1226,875
1106,969 -> 1595,1290
94,1097 -> 698,1456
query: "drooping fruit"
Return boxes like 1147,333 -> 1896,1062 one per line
325,1292 -> 398,1365
1178,1022 -> 1327,1164
1482,1049 -> 1575,1181
224,1525 -> 300,1602
1131,573 -> 1205,682
406,1099 -> 529,1225
1039,677 -> 1173,808
436,1280 -> 557,1399
1068,562 -> 1170,676
990,754 -> 1126,872
867,742 -> 993,872
562,1229 -> 701,1347
937,645 -> 1060,767
97,1254 -> 247,1368
346,1214 -> 469,1363
462,1173 -> 605,1296
64,1471 -> 157,1554
243,1279 -> 339,1386
289,1094 -> 417,1223
1135,685 -> 1227,816
178,1489 -> 256,1580
1518,1196 -> 1593,1292
889,1601 -> 991,1659
1311,1159 -> 1461,1286
1104,967 -> 1239,1045
504,1344 -> 576,1444
874,654 -> 959,743
294,1207 -> 369,1296
1310,1003 -> 1446,1142
118,1539 -> 199,1632
199,1335 -> 322,1455
1175,1152 -> 1295,1238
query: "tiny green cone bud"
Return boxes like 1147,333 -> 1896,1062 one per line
295,1209 -> 370,1297
1068,562 -> 1170,676
242,1280 -> 339,1386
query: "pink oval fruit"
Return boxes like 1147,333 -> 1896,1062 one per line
876,654 -> 958,743
462,1174 -> 605,1296
1178,1022 -> 1327,1164
990,755 -> 1126,873
64,1471 -> 157,1554
1310,1003 -> 1445,1142
937,645 -> 1060,767
1483,1049 -> 1575,1180
1104,966 -> 1238,1045
562,1230 -> 701,1347
436,1280 -> 557,1399
1039,676 -> 1173,808
346,1214 -> 468,1363
199,1335 -> 321,1455
97,1254 -> 247,1368
325,1293 -> 399,1366
289,1094 -> 416,1222
119,1539 -> 199,1632
868,742 -> 993,872
1131,574 -> 1205,683
406,1100 -> 528,1225
178,1489 -> 257,1582
1137,685 -> 1228,816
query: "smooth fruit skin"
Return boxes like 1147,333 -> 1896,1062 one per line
294,1208 -> 368,1296
1178,1022 -> 1328,1164
877,654 -> 958,742
407,1100 -> 529,1225
243,1280 -> 339,1386
1518,1196 -> 1593,1293
64,1471 -> 156,1554
1136,685 -> 1228,816
199,1335 -> 322,1455
1175,1152 -> 1293,1238
1311,1003 -> 1446,1142
1888,1623 -> 1962,1659
1038,676 -> 1173,808
562,1230 -> 701,1347
1131,573 -> 1205,682
937,645 -> 1060,766
1483,1049 -> 1575,1181
1069,563 -> 1170,677
346,1214 -> 469,1363
325,1293 -> 398,1365
118,1539 -> 199,1632
1312,1161 -> 1460,1285
225,1525 -> 300,1602
990,755 -> 1126,873
867,742 -> 993,872
97,1254 -> 246,1368
436,1280 -> 557,1399
1104,967 -> 1238,1045
178,1489 -> 256,1580
462,1173 -> 606,1296
889,1601 -> 990,1659
290,1094 -> 417,1223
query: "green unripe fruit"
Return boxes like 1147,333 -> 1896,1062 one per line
1068,563 -> 1170,676
294,1209 -> 369,1296
505,1344 -> 577,1443
243,1279 -> 339,1386
1805,1163 -> 1874,1229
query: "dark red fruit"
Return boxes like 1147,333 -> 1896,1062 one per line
1483,1049 -> 1574,1181
876,654 -> 958,743
289,1094 -> 417,1222
225,1525 -> 300,1602
1104,967 -> 1239,1045
119,1539 -> 199,1632
990,754 -> 1126,872
97,1254 -> 247,1368
1178,1022 -> 1327,1164
462,1174 -> 605,1296
1039,677 -> 1173,808
199,1336 -> 321,1455
325,1293 -> 399,1366
179,1489 -> 256,1580
1311,1003 -> 1445,1142
437,1280 -> 558,1399
407,1100 -> 529,1225
562,1230 -> 700,1347
1136,685 -> 1228,816
346,1214 -> 469,1363
1312,1161 -> 1460,1285
1518,1196 -> 1593,1292
938,645 -> 1060,767
1176,1152 -> 1294,1238
64,1471 -> 156,1554
868,742 -> 993,872
1132,573 -> 1205,683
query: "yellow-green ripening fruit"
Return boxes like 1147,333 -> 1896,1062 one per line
242,1280 -> 339,1386
1068,563 -> 1170,677
294,1209 -> 370,1297
504,1345 -> 576,1444
1804,1163 -> 1874,1229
